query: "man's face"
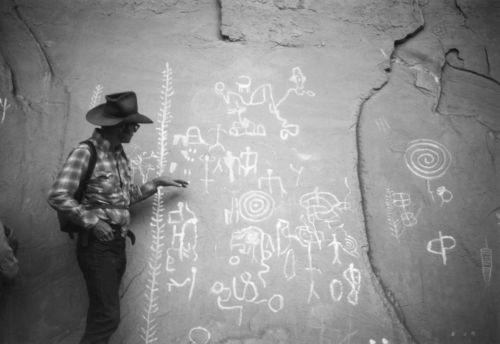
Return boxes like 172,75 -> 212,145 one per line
118,122 -> 140,143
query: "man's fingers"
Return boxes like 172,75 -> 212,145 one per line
173,179 -> 189,187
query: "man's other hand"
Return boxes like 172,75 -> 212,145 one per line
92,220 -> 114,241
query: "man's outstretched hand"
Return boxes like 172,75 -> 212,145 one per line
154,177 -> 189,188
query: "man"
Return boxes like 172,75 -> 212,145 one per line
47,91 -> 188,344
0,217 -> 19,294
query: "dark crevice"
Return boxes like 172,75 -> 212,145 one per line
446,61 -> 500,87
484,47 -> 491,76
355,80 -> 421,344
454,0 -> 468,21
0,56 -> 18,96
215,0 -> 225,41
355,1 -> 424,343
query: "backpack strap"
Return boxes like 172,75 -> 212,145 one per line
78,140 -> 97,193
66,140 -> 97,241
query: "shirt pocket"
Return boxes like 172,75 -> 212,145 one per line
88,170 -> 117,195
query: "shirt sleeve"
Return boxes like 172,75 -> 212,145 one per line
129,183 -> 144,205
47,145 -> 100,229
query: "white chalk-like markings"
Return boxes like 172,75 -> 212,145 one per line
211,272 -> 284,326
229,225 -> 275,287
384,187 -> 419,240
238,190 -> 275,223
140,62 -> 173,344
215,67 -> 315,140
369,339 -> 390,344
173,126 -> 207,147
480,238 -> 492,287
258,169 -> 287,197
436,185 -> 453,207
289,164 -> 304,187
427,231 -> 456,266
343,263 -> 361,305
200,153 -> 215,193
173,124 -> 260,191
300,187 -> 350,225
167,266 -> 197,300
329,279 -> 343,302
224,196 -> 240,225
210,281 -> 244,326
130,152 -> 156,184
328,224 -> 360,265
188,327 -> 211,344
329,265 -> 363,305
283,249 -> 296,281
165,202 -> 199,270
275,219 -> 297,280
0,97 -> 11,125
375,117 -> 391,133
404,139 -> 451,180
90,84 -> 103,108
404,139 -> 453,202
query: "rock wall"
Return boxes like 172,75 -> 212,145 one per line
0,0 -> 498,343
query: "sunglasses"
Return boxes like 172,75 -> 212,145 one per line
119,123 -> 140,132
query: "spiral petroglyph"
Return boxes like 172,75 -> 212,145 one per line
404,139 -> 451,180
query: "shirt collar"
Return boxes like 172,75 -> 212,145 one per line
91,128 -> 123,153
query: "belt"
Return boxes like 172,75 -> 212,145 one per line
78,223 -> 136,247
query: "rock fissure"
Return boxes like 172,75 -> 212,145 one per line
355,3 -> 425,342
484,47 -> 491,75
447,61 -> 500,87
355,79 -> 421,344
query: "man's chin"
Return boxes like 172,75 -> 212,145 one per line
120,135 -> 133,143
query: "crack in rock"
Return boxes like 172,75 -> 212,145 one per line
355,3 -> 425,344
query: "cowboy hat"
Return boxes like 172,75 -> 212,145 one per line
86,91 -> 153,126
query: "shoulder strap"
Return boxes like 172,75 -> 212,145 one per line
79,140 -> 97,186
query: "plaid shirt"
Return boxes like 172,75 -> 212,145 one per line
47,129 -> 142,231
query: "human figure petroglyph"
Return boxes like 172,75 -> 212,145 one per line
328,224 -> 360,265
173,126 -> 207,147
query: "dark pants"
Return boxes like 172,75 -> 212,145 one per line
77,233 -> 126,344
